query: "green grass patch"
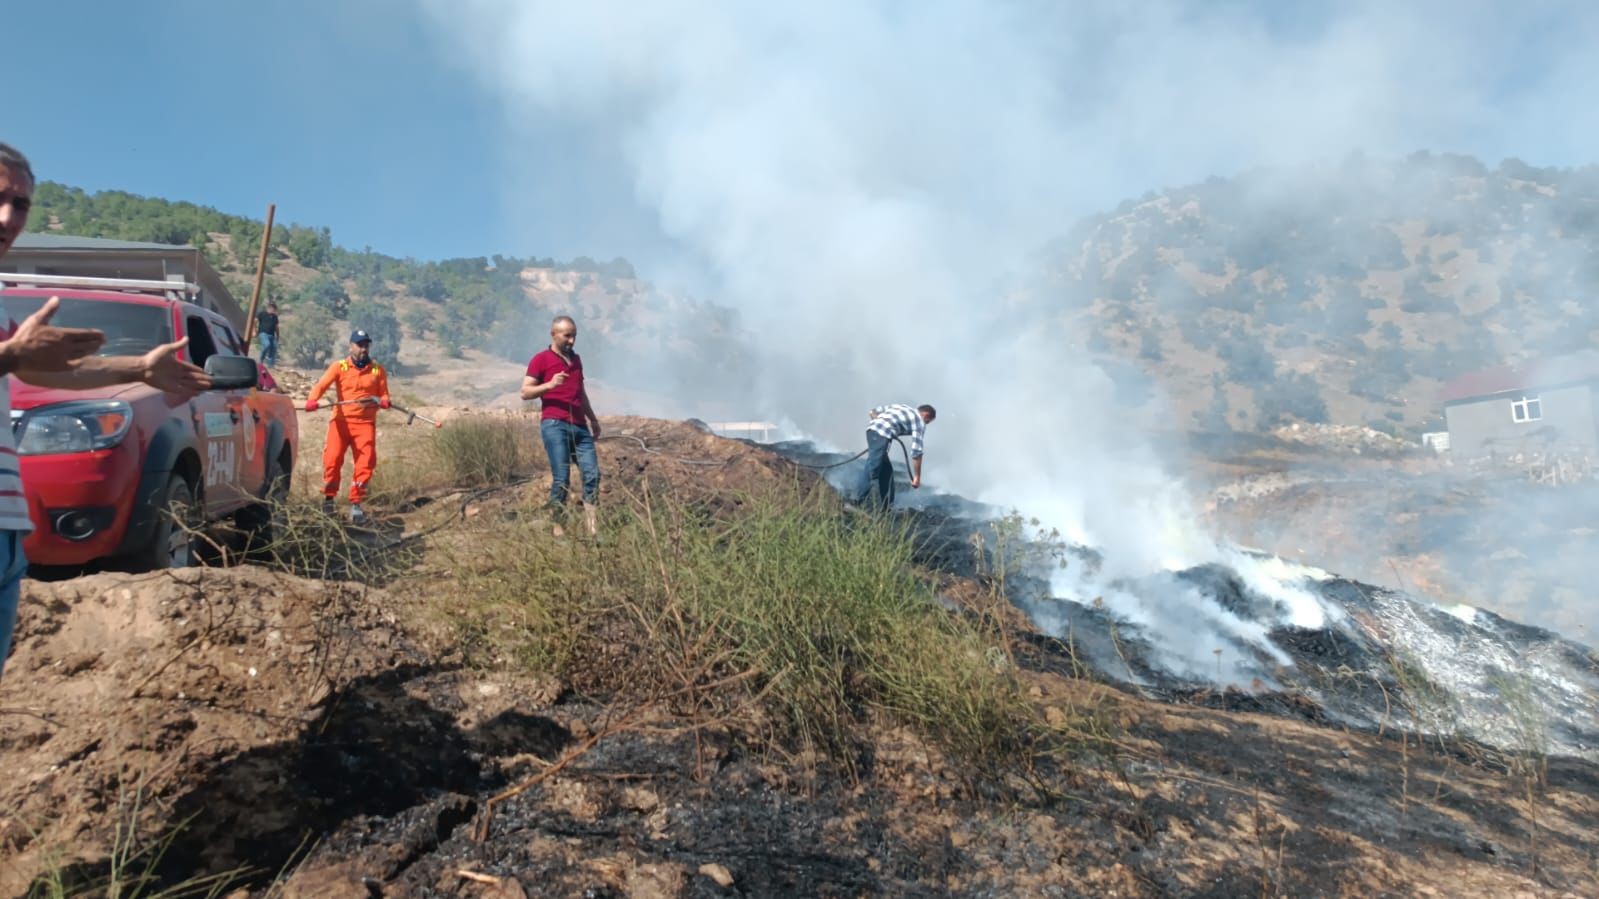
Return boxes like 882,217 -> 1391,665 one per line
431,415 -> 530,488
441,479 -> 1060,773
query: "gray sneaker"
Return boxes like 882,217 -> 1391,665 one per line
321,498 -> 336,516
349,503 -> 368,525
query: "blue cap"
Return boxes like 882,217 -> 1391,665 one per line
350,329 -> 372,345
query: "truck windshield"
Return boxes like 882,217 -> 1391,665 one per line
0,297 -> 174,357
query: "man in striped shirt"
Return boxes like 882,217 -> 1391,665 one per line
0,143 -> 209,678
857,402 -> 936,510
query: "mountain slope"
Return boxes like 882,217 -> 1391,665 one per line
30,152 -> 1599,436
1040,152 -> 1599,436
23,183 -> 749,411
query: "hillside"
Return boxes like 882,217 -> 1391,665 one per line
24,183 -> 750,413
3,416 -> 1595,896
30,153 -> 1599,440
1039,152 -> 1599,438
7,174 -> 1599,892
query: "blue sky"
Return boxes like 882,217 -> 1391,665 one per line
9,1 -> 1598,270
8,1 -> 652,263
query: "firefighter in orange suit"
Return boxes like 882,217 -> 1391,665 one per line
304,330 -> 390,524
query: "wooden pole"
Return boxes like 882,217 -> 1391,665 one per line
243,203 -> 277,346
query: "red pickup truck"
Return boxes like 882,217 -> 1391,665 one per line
1,277 -> 299,570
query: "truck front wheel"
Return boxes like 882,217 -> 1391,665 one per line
139,474 -> 201,570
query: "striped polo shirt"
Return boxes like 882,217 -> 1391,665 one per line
867,404 -> 927,459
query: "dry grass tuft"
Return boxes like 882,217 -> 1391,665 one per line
435,477 -> 1084,776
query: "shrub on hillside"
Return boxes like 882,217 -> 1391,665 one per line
1217,331 -> 1275,385
356,271 -> 389,300
1138,329 -> 1164,362
402,305 -> 436,340
285,225 -> 332,268
1399,278 -> 1457,315
433,417 -> 528,487
347,298 -> 402,363
1350,368 -> 1407,402
402,266 -> 447,302
1325,288 -> 1374,337
1256,372 -> 1327,426
228,220 -> 266,267
441,482 -> 1056,769
1198,384 -> 1232,432
295,273 -> 350,317
480,299 -> 549,364
1215,282 -> 1262,314
437,317 -> 469,358
280,303 -> 338,368
1177,312 -> 1224,351
1188,246 -> 1229,277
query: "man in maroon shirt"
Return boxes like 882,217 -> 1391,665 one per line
521,315 -> 601,535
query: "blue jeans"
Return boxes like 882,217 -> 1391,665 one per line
258,332 -> 278,366
0,530 -> 28,680
857,432 -> 895,510
540,418 -> 600,507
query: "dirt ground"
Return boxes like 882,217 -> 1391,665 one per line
3,420 -> 1597,897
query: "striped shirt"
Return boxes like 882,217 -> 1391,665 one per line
0,317 -> 32,532
867,404 -> 927,459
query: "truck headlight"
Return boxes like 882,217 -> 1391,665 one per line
15,401 -> 134,456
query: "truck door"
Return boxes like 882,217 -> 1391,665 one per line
183,315 -> 245,513
208,319 -> 269,499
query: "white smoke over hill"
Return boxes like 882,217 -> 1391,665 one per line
413,1 -> 1598,667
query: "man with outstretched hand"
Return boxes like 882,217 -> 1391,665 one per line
305,329 -> 391,525
521,315 -> 601,536
857,403 -> 935,511
0,142 -> 211,679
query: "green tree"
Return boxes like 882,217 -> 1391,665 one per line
286,226 -> 333,268
1256,373 -> 1328,425
296,273 -> 350,317
1325,287 -> 1373,337
229,220 -> 265,268
1217,331 -> 1274,384
356,271 -> 389,300
347,299 -> 402,363
404,266 -> 447,302
437,315 -> 470,359
280,303 -> 338,368
402,305 -> 437,340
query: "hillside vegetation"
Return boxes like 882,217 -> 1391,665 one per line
1040,152 -> 1599,437
24,183 -> 748,399
28,152 -> 1599,437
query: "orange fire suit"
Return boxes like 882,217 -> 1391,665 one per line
309,358 -> 391,503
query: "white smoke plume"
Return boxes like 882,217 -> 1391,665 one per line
413,1 -> 1598,671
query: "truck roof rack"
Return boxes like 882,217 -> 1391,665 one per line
0,273 -> 202,299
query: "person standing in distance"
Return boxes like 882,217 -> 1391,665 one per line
521,315 -> 601,536
304,330 -> 391,524
255,301 -> 280,367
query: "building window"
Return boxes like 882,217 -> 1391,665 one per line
1511,395 -> 1542,423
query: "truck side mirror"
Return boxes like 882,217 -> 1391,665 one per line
205,355 -> 260,391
